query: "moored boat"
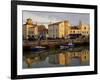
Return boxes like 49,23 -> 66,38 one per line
31,46 -> 46,52
60,42 -> 75,49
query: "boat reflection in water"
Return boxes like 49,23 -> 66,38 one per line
23,46 -> 89,68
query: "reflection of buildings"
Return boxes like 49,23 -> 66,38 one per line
48,21 -> 90,38
49,49 -> 89,65
23,18 -> 47,39
24,49 -> 89,68
24,52 -> 48,68
25,56 -> 41,68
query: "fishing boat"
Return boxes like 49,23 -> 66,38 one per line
67,42 -> 75,46
60,42 -> 75,49
30,36 -> 47,52
31,46 -> 46,52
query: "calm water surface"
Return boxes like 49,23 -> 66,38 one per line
23,46 -> 89,69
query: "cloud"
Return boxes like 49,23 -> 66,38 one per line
23,11 -> 90,26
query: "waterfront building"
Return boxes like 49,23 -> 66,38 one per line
79,21 -> 90,36
68,26 -> 81,39
23,18 -> 48,40
70,26 -> 81,34
69,22 -> 90,38
48,20 -> 90,39
23,18 -> 38,39
23,18 -> 89,40
48,20 -> 70,38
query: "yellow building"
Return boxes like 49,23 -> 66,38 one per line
48,20 -> 90,39
69,26 -> 81,34
23,18 -> 38,39
23,18 -> 48,40
48,21 -> 70,38
79,22 -> 90,36
69,22 -> 90,36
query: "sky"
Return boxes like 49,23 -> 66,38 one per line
23,10 -> 90,28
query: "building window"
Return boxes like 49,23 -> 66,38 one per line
73,31 -> 75,33
84,27 -> 86,29
84,56 -> 86,59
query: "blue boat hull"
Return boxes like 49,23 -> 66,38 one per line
31,48 -> 46,52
